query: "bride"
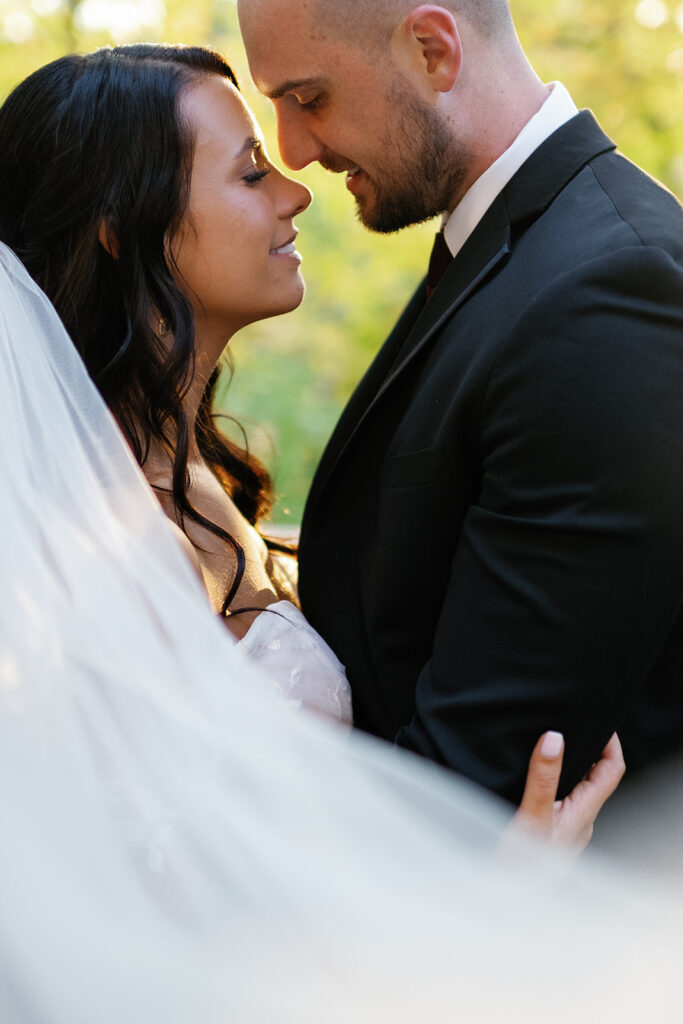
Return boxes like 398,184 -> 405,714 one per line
0,44 -> 622,823
0,43 -> 356,725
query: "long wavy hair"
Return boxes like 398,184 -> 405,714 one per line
0,44 -> 274,613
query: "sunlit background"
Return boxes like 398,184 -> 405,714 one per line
1,0 -> 682,523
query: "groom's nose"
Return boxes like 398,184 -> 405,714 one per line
275,104 -> 326,171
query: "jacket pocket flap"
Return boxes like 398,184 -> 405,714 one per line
380,445 -> 446,489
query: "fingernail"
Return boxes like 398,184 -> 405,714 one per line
540,731 -> 564,758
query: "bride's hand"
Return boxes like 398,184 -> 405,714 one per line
513,732 -> 625,851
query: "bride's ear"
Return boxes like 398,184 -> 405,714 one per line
98,220 -> 120,259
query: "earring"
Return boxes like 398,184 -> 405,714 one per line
158,317 -> 169,338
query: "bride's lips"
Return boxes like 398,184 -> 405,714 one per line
269,232 -> 302,263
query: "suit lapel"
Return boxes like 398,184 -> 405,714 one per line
324,283 -> 426,456
304,201 -> 512,515
382,198 -> 512,388
503,109 -> 615,224
303,285 -> 426,516
303,111 -> 617,520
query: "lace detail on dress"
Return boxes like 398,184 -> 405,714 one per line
236,601 -> 353,728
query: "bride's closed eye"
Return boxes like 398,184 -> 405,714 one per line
244,166 -> 271,185
242,141 -> 272,185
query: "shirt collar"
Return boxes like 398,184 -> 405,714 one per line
443,82 -> 579,259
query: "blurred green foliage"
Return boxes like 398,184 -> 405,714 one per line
1,0 -> 681,522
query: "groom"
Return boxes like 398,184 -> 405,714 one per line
239,0 -> 683,802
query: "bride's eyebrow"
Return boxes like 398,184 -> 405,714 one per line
234,136 -> 262,160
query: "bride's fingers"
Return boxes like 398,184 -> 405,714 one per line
517,731 -> 565,833
575,733 -> 626,821
513,733 -> 625,852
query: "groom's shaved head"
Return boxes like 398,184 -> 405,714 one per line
311,0 -> 514,46
242,0 -> 514,49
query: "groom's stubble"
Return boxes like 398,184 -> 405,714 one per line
319,75 -> 472,234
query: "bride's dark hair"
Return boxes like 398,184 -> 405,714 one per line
0,43 -> 274,611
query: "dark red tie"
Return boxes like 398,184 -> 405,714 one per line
426,229 -> 453,299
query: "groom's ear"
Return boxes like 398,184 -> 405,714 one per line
397,5 -> 462,93
98,220 -> 120,260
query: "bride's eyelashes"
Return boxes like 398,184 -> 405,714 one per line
244,166 -> 271,185
243,145 -> 272,186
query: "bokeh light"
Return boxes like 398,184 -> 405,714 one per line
74,0 -> 165,38
635,0 -> 670,30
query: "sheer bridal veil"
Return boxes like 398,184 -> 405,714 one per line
0,241 -> 680,1023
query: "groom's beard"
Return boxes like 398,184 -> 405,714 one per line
321,82 -> 471,233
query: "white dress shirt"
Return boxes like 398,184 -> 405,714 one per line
443,82 -> 579,258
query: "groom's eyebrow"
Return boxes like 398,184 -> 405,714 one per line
266,76 -> 327,100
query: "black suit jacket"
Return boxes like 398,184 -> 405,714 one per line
298,112 -> 683,802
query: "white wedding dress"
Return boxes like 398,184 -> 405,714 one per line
237,599 -> 353,725
0,241 -> 681,1024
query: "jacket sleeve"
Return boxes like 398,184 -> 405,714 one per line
395,244 -> 683,803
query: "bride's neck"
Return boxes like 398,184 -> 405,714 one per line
141,323 -> 230,487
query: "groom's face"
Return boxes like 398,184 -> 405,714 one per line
239,0 -> 462,232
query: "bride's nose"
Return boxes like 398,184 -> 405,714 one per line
277,171 -> 312,218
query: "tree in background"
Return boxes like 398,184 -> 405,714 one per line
1,0 -> 681,521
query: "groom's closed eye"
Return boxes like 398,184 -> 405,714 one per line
296,93 -> 325,112
265,75 -> 328,102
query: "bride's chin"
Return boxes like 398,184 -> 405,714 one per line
290,282 -> 306,311
235,281 -> 307,331
272,280 -> 307,316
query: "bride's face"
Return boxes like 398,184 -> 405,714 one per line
171,74 -> 312,339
